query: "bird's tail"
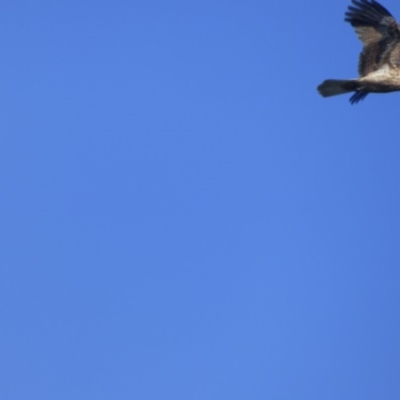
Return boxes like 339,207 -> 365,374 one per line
317,79 -> 359,97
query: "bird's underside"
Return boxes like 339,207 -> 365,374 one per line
317,0 -> 400,104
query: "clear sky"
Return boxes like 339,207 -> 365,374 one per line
1,1 -> 400,399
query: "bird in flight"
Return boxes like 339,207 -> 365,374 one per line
317,0 -> 400,104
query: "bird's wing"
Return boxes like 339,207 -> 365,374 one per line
345,0 -> 400,76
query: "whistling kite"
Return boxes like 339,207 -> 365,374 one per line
318,0 -> 400,104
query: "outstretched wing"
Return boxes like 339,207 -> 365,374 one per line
345,0 -> 400,76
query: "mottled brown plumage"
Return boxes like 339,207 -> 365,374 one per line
318,0 -> 400,104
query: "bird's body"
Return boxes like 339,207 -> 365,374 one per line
318,0 -> 400,104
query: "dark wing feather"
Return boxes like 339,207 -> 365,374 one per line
349,91 -> 369,104
345,0 -> 400,76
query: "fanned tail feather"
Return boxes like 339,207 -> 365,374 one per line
317,79 -> 368,104
318,79 -> 355,96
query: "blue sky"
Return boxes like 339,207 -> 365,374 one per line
1,0 -> 400,399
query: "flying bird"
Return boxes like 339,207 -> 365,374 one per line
317,0 -> 400,104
